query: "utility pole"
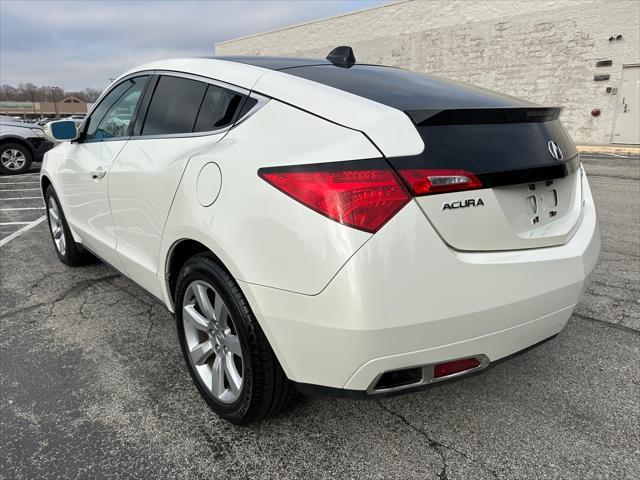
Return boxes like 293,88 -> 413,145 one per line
51,87 -> 59,118
29,89 -> 36,118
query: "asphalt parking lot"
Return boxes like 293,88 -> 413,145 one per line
0,155 -> 638,480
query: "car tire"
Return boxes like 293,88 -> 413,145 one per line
175,253 -> 296,425
45,185 -> 94,266
0,142 -> 32,175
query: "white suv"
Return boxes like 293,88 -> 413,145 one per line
41,48 -> 600,424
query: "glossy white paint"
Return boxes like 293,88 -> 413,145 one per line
158,99 -> 376,300
47,139 -> 127,270
108,134 -> 226,298
115,58 -> 425,159
253,70 -> 424,158
196,162 -> 222,207
239,172 -> 599,389
416,169 -> 584,251
40,58 -> 601,394
116,58 -> 267,98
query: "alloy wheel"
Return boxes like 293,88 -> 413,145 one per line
182,280 -> 244,404
1,149 -> 26,171
47,196 -> 66,256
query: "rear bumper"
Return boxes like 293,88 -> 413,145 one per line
240,175 -> 600,392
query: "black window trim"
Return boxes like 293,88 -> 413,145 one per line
76,71 -> 154,144
130,69 -> 269,141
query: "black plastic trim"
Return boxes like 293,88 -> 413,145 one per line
477,156 -> 580,188
25,137 -> 54,161
132,74 -> 158,136
407,107 -> 562,126
210,55 -> 331,70
259,157 -> 388,175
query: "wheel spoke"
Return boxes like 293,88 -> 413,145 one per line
183,304 -> 210,331
224,353 -> 242,396
49,206 -> 59,223
189,339 -> 214,366
211,355 -> 225,397
214,294 -> 229,329
194,283 -> 215,320
226,334 -> 242,357
182,279 -> 244,403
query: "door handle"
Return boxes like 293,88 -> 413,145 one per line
91,167 -> 106,180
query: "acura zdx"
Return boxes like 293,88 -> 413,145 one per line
41,47 -> 600,424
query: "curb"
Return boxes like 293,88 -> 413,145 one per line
576,145 -> 640,156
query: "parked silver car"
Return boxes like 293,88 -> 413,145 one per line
0,116 -> 54,174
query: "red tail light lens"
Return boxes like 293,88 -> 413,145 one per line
258,160 -> 410,233
398,169 -> 483,196
433,357 -> 481,378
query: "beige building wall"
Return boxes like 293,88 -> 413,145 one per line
217,0 -> 640,145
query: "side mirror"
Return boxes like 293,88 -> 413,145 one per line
46,120 -> 78,142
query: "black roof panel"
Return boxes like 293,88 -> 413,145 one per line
214,56 -> 533,112
213,55 -> 330,70
282,64 -> 533,111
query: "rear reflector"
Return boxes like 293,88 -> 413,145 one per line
433,357 -> 481,378
397,169 -> 483,196
258,159 -> 410,233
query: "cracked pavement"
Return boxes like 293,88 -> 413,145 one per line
1,155 -> 639,479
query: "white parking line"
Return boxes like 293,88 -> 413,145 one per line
0,188 -> 40,192
0,216 -> 47,247
0,197 -> 43,200
581,153 -> 637,159
0,207 -> 45,211
0,181 -> 40,185
0,173 -> 39,178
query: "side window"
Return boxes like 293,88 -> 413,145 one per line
193,84 -> 244,132
85,76 -> 148,141
141,76 -> 207,136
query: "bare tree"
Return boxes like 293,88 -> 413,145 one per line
0,83 -> 103,102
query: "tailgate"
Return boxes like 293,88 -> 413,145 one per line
389,107 -> 584,251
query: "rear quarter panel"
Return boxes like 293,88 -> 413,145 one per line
159,99 -> 380,305
253,70 -> 424,158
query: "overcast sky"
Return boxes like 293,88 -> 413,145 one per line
0,0 -> 388,91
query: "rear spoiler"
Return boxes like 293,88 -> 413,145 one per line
405,107 -> 562,126
388,106 -> 579,188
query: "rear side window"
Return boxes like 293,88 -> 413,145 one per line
193,84 -> 244,132
141,76 -> 207,135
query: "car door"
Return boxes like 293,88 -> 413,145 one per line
56,75 -> 149,269
108,73 -> 248,297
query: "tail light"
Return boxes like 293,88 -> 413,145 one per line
258,159 -> 410,233
397,169 -> 483,196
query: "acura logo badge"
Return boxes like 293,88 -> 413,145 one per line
548,140 -> 564,161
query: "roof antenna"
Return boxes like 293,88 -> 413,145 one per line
326,46 -> 356,68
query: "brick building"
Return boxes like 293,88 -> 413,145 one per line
216,0 -> 640,145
